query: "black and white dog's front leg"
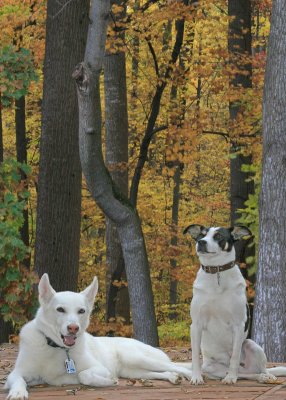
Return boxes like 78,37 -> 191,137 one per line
222,323 -> 245,384
190,320 -> 204,385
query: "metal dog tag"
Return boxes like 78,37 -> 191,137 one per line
65,357 -> 76,374
65,350 -> 76,374
217,271 -> 221,286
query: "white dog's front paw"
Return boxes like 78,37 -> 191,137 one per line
257,373 -> 277,384
7,388 -> 29,400
221,373 -> 237,384
191,374 -> 205,385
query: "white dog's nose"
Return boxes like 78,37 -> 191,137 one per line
67,324 -> 79,334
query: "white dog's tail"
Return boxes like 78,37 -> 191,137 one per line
174,362 -> 192,369
267,366 -> 286,376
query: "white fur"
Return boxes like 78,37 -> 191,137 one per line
5,274 -> 192,400
189,227 -> 286,385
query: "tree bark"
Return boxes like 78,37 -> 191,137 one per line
228,0 -> 254,262
252,0 -> 286,362
73,0 -> 158,346
0,95 -> 12,342
104,49 -> 130,324
15,96 -> 30,265
35,0 -> 89,291
0,93 -> 3,163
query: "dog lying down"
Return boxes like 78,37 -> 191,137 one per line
184,224 -> 286,385
5,274 -> 192,400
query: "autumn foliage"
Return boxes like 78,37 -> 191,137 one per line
0,0 -> 271,344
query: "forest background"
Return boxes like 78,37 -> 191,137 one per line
0,0 -> 270,346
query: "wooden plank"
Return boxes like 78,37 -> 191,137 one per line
1,344 -> 286,400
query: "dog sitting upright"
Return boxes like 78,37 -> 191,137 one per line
184,224 -> 286,385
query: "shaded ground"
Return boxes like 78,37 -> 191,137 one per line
1,344 -> 286,400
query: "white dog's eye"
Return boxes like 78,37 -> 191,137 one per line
56,307 -> 65,313
78,308 -> 85,314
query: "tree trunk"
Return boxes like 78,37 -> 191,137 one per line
169,163 -> 181,318
228,0 -> 254,262
252,0 -> 286,362
73,0 -> 159,346
0,95 -> 12,343
35,0 -> 89,291
104,50 -> 130,324
15,96 -> 30,266
0,93 -> 3,163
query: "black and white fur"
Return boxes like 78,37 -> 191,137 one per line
184,224 -> 286,385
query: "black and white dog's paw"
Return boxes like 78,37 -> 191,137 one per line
221,373 -> 237,384
190,374 -> 205,385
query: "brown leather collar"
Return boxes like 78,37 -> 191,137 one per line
201,261 -> 236,274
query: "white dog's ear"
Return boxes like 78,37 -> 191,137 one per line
81,277 -> 98,307
183,224 -> 207,240
38,273 -> 56,305
230,226 -> 252,241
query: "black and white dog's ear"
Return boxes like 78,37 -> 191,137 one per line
230,226 -> 252,241
183,224 -> 207,240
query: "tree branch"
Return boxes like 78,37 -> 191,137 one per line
130,9 -> 189,206
146,38 -> 160,77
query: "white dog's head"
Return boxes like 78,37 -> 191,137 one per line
184,225 -> 251,266
36,274 -> 98,348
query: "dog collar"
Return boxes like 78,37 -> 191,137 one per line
201,261 -> 236,274
46,336 -> 66,349
45,335 -> 77,373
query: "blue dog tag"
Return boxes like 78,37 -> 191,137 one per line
65,357 -> 76,374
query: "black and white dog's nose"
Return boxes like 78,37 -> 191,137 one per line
197,239 -> 207,253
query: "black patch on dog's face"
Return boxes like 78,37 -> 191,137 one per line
212,228 -> 235,253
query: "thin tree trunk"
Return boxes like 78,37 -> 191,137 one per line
73,0 -> 158,346
169,164 -> 181,318
0,93 -> 3,163
104,49 -> 130,324
0,94 -> 12,343
252,0 -> 286,362
15,96 -> 30,266
35,0 -> 89,291
228,0 -> 254,262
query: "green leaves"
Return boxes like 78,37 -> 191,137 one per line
0,158 -> 38,329
0,45 -> 38,106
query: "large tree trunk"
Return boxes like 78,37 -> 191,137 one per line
35,0 -> 89,291
228,0 -> 254,263
252,0 -> 286,362
15,96 -> 30,266
104,50 -> 130,324
73,0 -> 158,346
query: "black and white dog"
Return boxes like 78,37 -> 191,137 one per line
184,225 -> 286,385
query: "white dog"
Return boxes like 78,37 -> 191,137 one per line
184,224 -> 286,385
5,273 -> 192,400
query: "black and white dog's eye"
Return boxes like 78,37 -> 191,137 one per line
214,233 -> 222,240
56,307 -> 65,313
78,308 -> 85,314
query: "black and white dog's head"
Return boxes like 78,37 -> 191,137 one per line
184,225 -> 251,266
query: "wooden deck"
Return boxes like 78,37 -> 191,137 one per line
1,344 -> 286,400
